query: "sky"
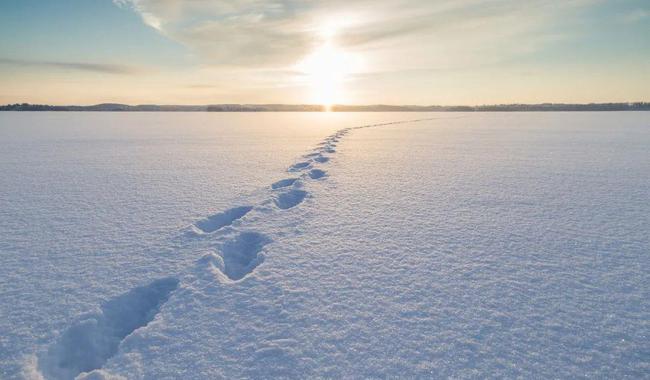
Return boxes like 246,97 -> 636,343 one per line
0,0 -> 648,105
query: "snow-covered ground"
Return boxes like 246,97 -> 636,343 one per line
1,112 -> 648,379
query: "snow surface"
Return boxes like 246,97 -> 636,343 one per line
1,112 -> 649,379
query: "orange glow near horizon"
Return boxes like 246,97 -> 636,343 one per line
295,24 -> 363,109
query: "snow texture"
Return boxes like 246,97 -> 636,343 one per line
0,112 -> 648,379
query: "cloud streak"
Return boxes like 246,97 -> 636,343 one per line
114,0 -> 596,72
0,58 -> 143,75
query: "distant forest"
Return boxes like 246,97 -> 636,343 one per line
2,102 -> 649,112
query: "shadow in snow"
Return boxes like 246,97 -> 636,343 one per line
195,206 -> 253,233
219,232 -> 271,281
308,169 -> 326,179
288,162 -> 311,171
271,178 -> 298,190
274,190 -> 307,210
39,277 -> 179,379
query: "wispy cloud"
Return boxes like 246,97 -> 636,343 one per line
114,0 -> 595,72
0,58 -> 143,75
115,0 -> 316,67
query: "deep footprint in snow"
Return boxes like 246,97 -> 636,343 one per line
313,155 -> 329,163
288,162 -> 311,171
271,178 -> 298,190
218,232 -> 271,281
274,189 -> 307,210
308,169 -> 326,179
195,206 -> 253,233
39,277 -> 179,380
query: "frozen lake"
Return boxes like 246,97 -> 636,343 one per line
0,112 -> 648,378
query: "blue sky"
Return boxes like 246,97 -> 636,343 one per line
0,0 -> 648,105
0,0 -> 189,68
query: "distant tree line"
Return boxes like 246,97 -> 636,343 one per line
2,102 -> 649,112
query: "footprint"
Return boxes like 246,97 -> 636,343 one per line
39,278 -> 179,379
313,156 -> 329,163
218,232 -> 271,281
304,152 -> 320,158
308,169 -> 326,179
274,190 -> 307,210
195,206 -> 253,233
324,148 -> 336,154
271,178 -> 298,189
288,162 -> 311,171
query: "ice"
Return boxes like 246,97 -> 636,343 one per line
1,112 -> 648,379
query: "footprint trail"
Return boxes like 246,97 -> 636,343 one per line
274,189 -> 308,210
271,178 -> 298,189
195,206 -> 253,233
218,232 -> 271,281
34,116 -> 451,378
288,161 -> 311,171
39,278 -> 179,379
309,169 -> 326,179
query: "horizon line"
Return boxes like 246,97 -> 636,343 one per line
2,101 -> 649,108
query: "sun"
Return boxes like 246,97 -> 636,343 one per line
295,26 -> 362,109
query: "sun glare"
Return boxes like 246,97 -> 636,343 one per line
296,24 -> 362,110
